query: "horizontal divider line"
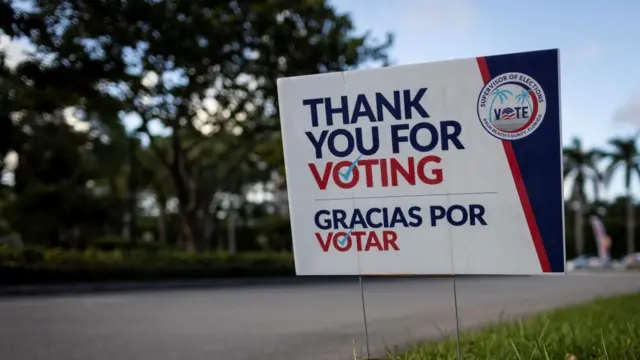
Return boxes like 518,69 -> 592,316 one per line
314,191 -> 498,201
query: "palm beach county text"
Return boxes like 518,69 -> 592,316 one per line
302,87 -> 489,252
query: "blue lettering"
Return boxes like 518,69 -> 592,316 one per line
390,124 -> 410,154
355,126 -> 379,156
327,129 -> 354,158
382,207 -> 390,228
324,96 -> 349,126
392,122 -> 465,154
430,206 -> 445,226
376,91 -> 401,120
302,98 -> 323,127
429,205 -> 488,226
403,88 -> 429,119
408,206 -> 422,227
410,122 -> 439,152
304,89 -> 432,127
366,208 -> 383,229
332,209 -> 348,230
515,106 -> 529,119
316,127 -> 380,158
350,209 -> 367,229
305,130 -> 328,159
314,210 -> 331,230
351,94 -> 377,124
447,205 -> 468,226
389,207 -> 409,228
440,121 -> 465,150
315,207 -> 429,230
470,204 -> 487,225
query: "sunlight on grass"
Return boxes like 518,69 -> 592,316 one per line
380,292 -> 640,360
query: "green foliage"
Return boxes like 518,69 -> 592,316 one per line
1,0 -> 640,263
396,292 -> 640,360
566,223 -> 640,260
0,0 -> 393,252
564,134 -> 640,256
564,137 -> 602,201
0,244 -> 294,284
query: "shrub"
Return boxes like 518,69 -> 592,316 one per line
0,245 -> 295,285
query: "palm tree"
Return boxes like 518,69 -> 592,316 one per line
600,134 -> 640,255
563,137 -> 602,256
488,89 -> 513,122
515,89 -> 531,108
492,88 -> 513,103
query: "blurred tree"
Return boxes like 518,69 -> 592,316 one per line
0,59 -> 21,176
563,137 -> 602,255
1,1 -> 131,246
136,145 -> 172,245
7,0 -> 392,251
601,134 -> 640,255
5,113 -> 108,247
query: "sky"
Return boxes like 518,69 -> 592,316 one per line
333,0 -> 640,199
2,0 -> 640,198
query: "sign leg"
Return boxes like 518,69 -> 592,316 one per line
359,275 -> 371,359
452,275 -> 462,360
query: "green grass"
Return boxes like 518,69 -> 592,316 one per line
391,292 -> 640,360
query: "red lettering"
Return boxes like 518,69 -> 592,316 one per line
357,159 -> 378,188
380,158 -> 389,187
390,157 -> 415,186
383,231 -> 400,251
333,161 -> 359,189
309,156 -> 442,190
316,231 -> 400,252
364,232 -> 383,251
352,231 -> 366,251
417,155 -> 443,185
315,232 -> 333,252
333,231 -> 351,252
308,162 -> 333,190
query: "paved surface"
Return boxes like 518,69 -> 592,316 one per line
0,273 -> 638,360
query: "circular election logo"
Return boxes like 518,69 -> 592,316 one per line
476,72 -> 547,141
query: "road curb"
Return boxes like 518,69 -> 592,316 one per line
0,277 -> 341,296
0,274 -> 537,297
0,275 -> 455,297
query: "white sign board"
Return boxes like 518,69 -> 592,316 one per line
277,49 -> 565,275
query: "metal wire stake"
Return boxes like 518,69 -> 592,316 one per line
452,275 -> 462,360
359,275 -> 371,359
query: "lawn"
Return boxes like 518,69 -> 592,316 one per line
392,292 -> 640,360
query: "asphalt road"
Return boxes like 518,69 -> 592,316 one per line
1,273 -> 639,360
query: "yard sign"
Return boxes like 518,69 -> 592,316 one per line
276,49 -> 565,275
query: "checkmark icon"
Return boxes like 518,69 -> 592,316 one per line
338,228 -> 353,246
339,154 -> 363,181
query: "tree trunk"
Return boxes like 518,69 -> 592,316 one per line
227,208 -> 237,254
627,192 -> 635,255
122,212 -> 130,242
127,137 -> 138,248
203,216 -> 213,251
108,176 -> 124,236
574,200 -> 584,256
169,130 -> 201,252
157,197 -> 167,244
178,206 -> 198,252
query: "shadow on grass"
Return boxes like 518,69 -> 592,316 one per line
352,292 -> 640,360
